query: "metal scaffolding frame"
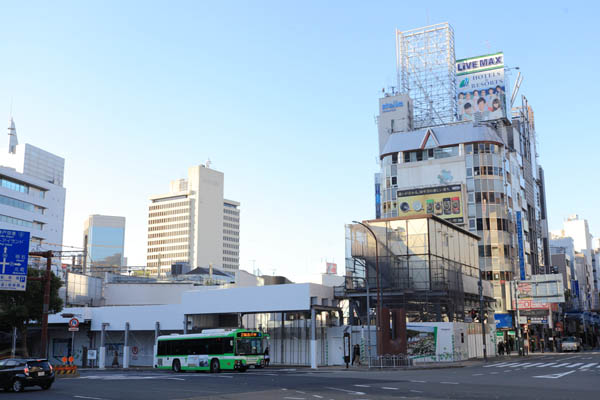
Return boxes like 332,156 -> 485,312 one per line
396,22 -> 457,129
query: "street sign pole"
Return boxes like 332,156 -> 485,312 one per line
30,251 -> 53,358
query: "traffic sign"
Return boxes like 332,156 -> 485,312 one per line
0,229 -> 30,292
132,346 -> 139,355
68,327 -> 79,332
69,318 -> 80,328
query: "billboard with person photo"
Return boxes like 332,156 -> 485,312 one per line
456,52 -> 507,123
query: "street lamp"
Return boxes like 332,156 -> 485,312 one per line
353,221 -> 382,358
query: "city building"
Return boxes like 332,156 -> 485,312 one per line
83,215 -> 126,276
0,118 -> 66,268
146,164 -> 240,276
374,24 -> 550,321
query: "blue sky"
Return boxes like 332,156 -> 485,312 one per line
0,1 -> 598,281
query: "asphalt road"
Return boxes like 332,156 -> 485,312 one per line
6,351 -> 600,400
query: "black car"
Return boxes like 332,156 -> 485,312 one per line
0,358 -> 55,392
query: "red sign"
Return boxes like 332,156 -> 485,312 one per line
132,346 -> 139,355
68,318 -> 79,328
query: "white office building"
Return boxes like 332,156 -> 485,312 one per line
147,164 -> 239,276
0,118 -> 66,268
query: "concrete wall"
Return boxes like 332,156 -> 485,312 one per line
103,282 -> 199,306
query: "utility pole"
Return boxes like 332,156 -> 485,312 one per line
478,274 -> 487,361
513,279 -> 523,355
29,251 -> 53,358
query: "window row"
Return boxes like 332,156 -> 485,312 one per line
224,229 -> 239,235
224,216 -> 239,223
223,256 -> 238,263
223,249 -> 238,256
148,208 -> 189,218
147,237 -> 189,246
224,223 -> 239,229
149,215 -> 189,225
473,218 -> 510,232
0,194 -> 44,214
148,245 -> 189,253
223,236 -> 239,243
224,243 -> 239,249
0,176 -> 46,198
481,270 -> 513,281
148,229 -> 189,239
468,166 -> 503,177
224,209 -> 239,215
473,191 -> 506,205
147,252 -> 188,260
157,338 -> 233,356
478,244 -> 511,258
149,200 -> 189,211
465,143 -> 502,155
402,146 -> 459,163
0,214 -> 33,228
148,223 -> 190,232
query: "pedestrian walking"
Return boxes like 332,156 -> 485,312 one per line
112,350 -> 119,368
264,346 -> 270,367
498,341 -> 504,356
351,344 -> 361,366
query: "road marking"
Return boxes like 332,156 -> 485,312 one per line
296,391 -> 306,394
533,370 -> 575,379
382,387 -> 399,390
501,362 -> 521,367
522,363 -> 545,368
484,362 -> 509,368
514,363 -> 533,368
410,389 -> 423,393
410,380 -> 426,383
472,373 -> 483,376
566,363 -> 584,368
354,384 -> 371,387
74,397 -> 106,400
580,363 -> 597,369
490,372 -> 499,374
283,397 -> 305,400
551,363 -> 571,368
536,363 -> 557,367
325,387 -> 365,395
440,382 -> 459,384
312,396 -> 323,399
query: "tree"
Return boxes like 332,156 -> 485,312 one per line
0,268 -> 63,357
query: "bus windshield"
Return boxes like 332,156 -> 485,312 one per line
236,337 -> 263,355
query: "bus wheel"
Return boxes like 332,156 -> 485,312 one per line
172,359 -> 182,373
210,359 -> 220,373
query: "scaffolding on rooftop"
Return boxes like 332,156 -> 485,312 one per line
396,22 -> 457,129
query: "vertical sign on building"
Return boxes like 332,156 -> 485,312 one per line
516,211 -> 526,280
0,229 -> 30,291
455,52 -> 507,123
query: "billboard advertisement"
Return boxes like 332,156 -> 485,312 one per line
456,52 -> 507,123
396,184 -> 463,224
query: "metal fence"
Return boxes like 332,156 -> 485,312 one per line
368,354 -> 413,368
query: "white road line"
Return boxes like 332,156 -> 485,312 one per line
484,362 -> 509,368
312,396 -> 323,399
501,362 -> 521,367
533,370 -> 576,379
490,372 -> 499,374
579,363 -> 597,369
296,391 -> 306,394
325,387 -> 365,395
597,365 -> 600,368
382,387 -> 399,390
410,380 -> 426,383
513,363 -> 533,368
353,384 -> 371,387
283,397 -> 305,400
440,382 -> 459,384
410,389 -> 423,393
566,363 -> 584,368
74,397 -> 105,400
536,363 -> 557,367
552,363 -> 571,368
472,373 -> 484,376
522,363 -> 545,368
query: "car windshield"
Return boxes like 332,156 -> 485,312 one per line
563,337 -> 576,343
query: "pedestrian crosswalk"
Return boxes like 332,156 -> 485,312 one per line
484,361 -> 600,370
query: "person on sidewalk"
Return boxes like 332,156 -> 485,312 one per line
352,344 -> 361,366
498,341 -> 504,356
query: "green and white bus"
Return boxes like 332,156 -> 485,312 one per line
155,329 -> 269,373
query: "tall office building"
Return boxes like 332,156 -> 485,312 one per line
83,215 -> 126,275
146,164 -> 240,276
375,24 -> 550,317
0,118 -> 66,268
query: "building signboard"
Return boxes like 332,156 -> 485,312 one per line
396,184 -> 463,224
516,211 -> 526,280
0,229 -> 30,291
494,313 -> 513,329
456,52 -> 507,123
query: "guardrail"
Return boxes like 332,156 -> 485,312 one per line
368,354 -> 412,368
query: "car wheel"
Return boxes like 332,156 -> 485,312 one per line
40,383 -> 52,390
172,359 -> 182,373
12,379 -> 24,393
210,359 -> 220,373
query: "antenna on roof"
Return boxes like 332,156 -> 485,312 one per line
206,158 -> 212,168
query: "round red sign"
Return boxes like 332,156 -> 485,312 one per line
68,318 -> 79,328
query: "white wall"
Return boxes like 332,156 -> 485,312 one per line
103,282 -> 200,306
